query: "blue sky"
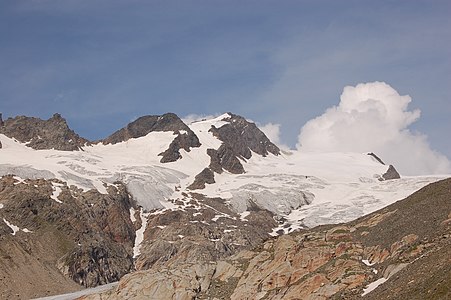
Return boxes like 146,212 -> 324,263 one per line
1,0 -> 450,159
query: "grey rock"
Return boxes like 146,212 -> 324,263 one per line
367,152 -> 385,165
207,148 -> 223,174
102,113 -> 201,163
205,113 -> 280,175
0,113 -> 89,151
207,145 -> 245,175
0,176 -> 136,289
382,165 -> 401,180
188,168 -> 215,190
210,113 -> 280,158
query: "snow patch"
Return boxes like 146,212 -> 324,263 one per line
133,209 -> 150,259
51,183 -> 64,203
239,211 -> 250,221
129,207 -> 136,223
362,259 -> 376,266
362,277 -> 387,296
13,176 -> 26,185
3,218 -> 20,235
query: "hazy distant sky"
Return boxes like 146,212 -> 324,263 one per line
1,1 -> 450,162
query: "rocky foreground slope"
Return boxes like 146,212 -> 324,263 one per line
82,178 -> 451,300
0,176 -> 135,299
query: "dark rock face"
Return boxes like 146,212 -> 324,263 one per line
0,113 -> 89,151
188,113 -> 280,189
367,152 -> 385,165
159,131 -> 201,163
209,113 -> 280,159
367,153 -> 400,181
382,165 -> 401,180
188,168 -> 215,190
102,113 -> 201,163
207,146 -> 245,174
0,176 -> 136,294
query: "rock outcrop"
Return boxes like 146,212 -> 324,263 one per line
0,176 -> 136,299
102,113 -> 201,163
367,152 -> 385,165
188,168 -> 215,190
367,153 -> 401,180
133,193 -> 278,272
84,178 -> 451,300
211,113 -> 280,158
189,113 -> 281,189
0,113 -> 89,151
381,165 -> 401,180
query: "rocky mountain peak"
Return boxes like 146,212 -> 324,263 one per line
0,113 -> 89,151
102,113 -> 201,163
188,113 -> 281,189
212,113 -> 280,158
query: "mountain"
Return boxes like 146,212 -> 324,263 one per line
80,178 -> 451,300
0,113 -> 89,151
0,112 -> 448,299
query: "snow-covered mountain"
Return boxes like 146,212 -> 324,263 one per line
0,113 -> 443,227
0,112 -> 448,299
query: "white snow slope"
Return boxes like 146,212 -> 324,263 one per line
0,113 -> 448,232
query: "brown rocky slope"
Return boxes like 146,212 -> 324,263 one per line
0,176 -> 136,299
0,113 -> 89,151
82,178 -> 451,300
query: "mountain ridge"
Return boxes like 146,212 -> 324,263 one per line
0,112 -> 448,299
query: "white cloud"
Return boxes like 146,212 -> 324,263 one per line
297,81 -> 451,175
259,122 -> 281,143
259,122 -> 289,151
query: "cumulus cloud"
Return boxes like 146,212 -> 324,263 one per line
297,81 -> 451,175
258,123 -> 289,151
259,123 -> 281,144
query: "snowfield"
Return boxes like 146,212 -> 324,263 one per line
0,114 -> 448,231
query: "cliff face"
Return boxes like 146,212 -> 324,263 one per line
82,178 -> 451,300
188,113 -> 281,189
0,113 -> 89,151
0,176 -> 136,299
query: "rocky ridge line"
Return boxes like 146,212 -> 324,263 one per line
102,113 -> 201,163
0,113 -> 89,151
